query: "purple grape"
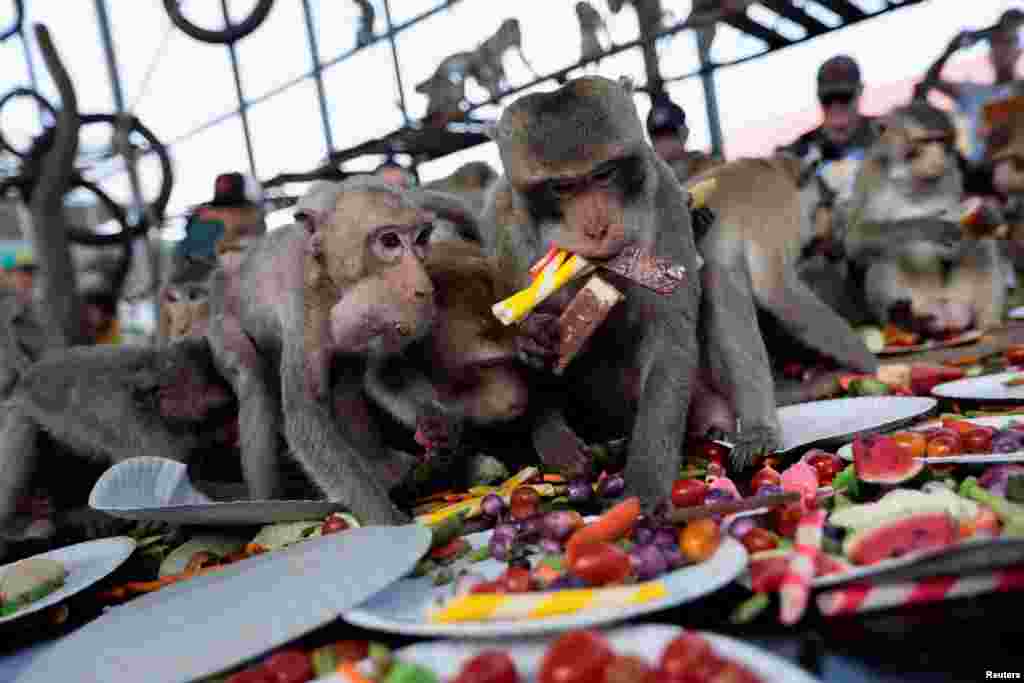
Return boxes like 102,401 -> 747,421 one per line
992,432 -> 1024,454
597,474 -> 625,499
567,478 -> 593,504
632,525 -> 655,545
660,545 -> 689,570
492,523 -> 518,545
705,488 -> 734,504
516,514 -> 544,542
653,528 -> 678,548
481,493 -> 506,519
489,534 -> 513,561
728,516 -> 757,539
539,538 -> 563,555
630,544 -> 668,581
548,573 -> 588,591
542,511 -> 579,541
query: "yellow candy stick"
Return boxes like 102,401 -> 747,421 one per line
492,253 -> 596,325
687,177 -> 717,209
415,467 -> 540,526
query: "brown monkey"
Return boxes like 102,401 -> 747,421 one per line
157,258 -> 216,344
482,76 -> 704,505
841,101 -> 1006,335
205,176 -> 436,525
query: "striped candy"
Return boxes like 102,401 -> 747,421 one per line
779,508 -> 826,625
429,581 -> 668,623
492,249 -> 597,326
816,567 -> 1024,616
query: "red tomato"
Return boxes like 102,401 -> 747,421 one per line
321,514 -> 349,535
1006,345 -> 1024,366
805,453 -> 842,486
263,650 -> 313,683
962,428 -> 994,453
740,528 -> 777,555
941,419 -> 977,436
501,567 -> 533,593
659,632 -> 713,678
470,580 -> 505,594
227,669 -> 276,683
453,650 -> 520,683
603,655 -> 653,683
510,487 -> 540,519
926,433 -> 962,457
539,631 -> 614,683
671,479 -> 708,508
749,465 -> 781,494
569,542 -> 632,586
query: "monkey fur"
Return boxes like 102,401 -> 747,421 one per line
841,102 -> 1007,335
158,257 -> 216,344
481,76 -> 705,505
423,162 -> 499,215
205,177 -> 437,525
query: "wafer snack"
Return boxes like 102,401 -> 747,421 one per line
554,275 -> 624,375
601,245 -> 688,295
428,581 -> 668,623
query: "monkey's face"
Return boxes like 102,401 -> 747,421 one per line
902,126 -> 954,185
161,283 -> 211,341
994,157 -> 1024,196
320,192 -> 437,357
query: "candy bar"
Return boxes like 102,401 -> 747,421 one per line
555,275 -> 624,375
601,245 -> 688,295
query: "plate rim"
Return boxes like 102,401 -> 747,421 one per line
931,368 -> 1024,400
777,396 -> 937,453
877,329 -> 983,356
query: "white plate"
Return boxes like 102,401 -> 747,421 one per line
343,526 -> 748,638
336,623 -> 819,683
0,537 -> 135,625
89,456 -> 346,525
776,397 -> 937,453
877,329 -> 983,356
14,524 -> 431,683
931,369 -> 1024,402
837,414 -> 1024,462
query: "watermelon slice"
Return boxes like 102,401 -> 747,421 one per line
910,364 -> 965,396
853,434 -> 924,485
843,512 -> 958,565
748,549 -> 851,592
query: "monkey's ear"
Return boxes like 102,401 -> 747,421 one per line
618,76 -> 635,96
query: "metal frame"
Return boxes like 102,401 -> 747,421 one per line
7,0 -> 929,201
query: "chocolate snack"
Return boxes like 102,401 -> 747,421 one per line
555,275 -> 624,375
600,245 -> 687,295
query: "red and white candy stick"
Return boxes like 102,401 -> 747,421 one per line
816,568 -> 1024,617
779,508 -> 826,625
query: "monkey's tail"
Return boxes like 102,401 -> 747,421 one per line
756,270 -> 879,374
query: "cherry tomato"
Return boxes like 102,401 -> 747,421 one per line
603,655 -> 653,683
691,438 -> 730,466
774,501 -> 803,538
227,669 -> 276,683
659,632 -> 713,678
941,419 -> 978,436
679,519 -> 721,563
805,453 -> 842,486
962,428 -> 994,453
1006,344 -> 1024,366
891,432 -> 927,459
510,487 -> 540,519
740,528 -> 778,555
671,479 -> 708,508
262,650 -> 313,683
453,650 -> 520,683
321,514 -> 349,535
926,433 -> 962,457
539,631 -> 614,683
749,465 -> 781,494
470,580 -> 505,594
569,542 -> 632,585
501,567 -> 533,593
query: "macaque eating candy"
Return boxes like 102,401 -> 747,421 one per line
841,101 -> 1007,336
205,177 -> 437,525
482,76 -> 706,506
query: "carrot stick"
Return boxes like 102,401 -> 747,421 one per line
565,497 -> 641,565
542,473 -> 566,483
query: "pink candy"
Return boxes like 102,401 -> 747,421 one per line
708,476 -> 741,500
781,462 -> 819,509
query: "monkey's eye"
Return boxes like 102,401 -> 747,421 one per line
591,165 -> 618,186
188,289 -> 204,301
380,232 -> 402,250
551,180 -> 578,198
1014,158 -> 1024,174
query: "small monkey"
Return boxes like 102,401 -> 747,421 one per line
158,258 -> 216,344
576,2 -> 612,62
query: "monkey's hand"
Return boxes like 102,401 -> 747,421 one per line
728,424 -> 780,471
516,312 -> 560,371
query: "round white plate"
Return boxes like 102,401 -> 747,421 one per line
776,396 -> 937,453
0,536 -> 136,625
837,414 -> 1024,462
365,623 -> 819,683
14,524 -> 430,683
89,456 -> 346,525
877,329 -> 983,356
343,526 -> 748,638
931,369 -> 1024,402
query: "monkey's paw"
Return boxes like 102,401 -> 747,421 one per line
516,312 -> 560,371
414,412 -> 463,454
728,425 -> 780,471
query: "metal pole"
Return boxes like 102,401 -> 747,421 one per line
300,0 -> 333,155
221,0 -> 257,177
695,33 -> 724,158
381,0 -> 411,127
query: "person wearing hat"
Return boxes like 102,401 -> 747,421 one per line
645,92 -> 721,182
918,9 -> 1024,165
778,55 -> 879,201
174,172 -> 267,267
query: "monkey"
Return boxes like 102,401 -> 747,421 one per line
840,101 -> 1007,336
423,162 -> 499,215
353,0 -> 375,47
0,338 -> 238,546
412,188 -> 484,244
576,2 -> 611,63
204,176 -> 437,525
157,257 -> 216,344
480,76 -> 706,505
472,18 -> 539,99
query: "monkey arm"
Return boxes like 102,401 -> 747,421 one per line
363,357 -> 439,431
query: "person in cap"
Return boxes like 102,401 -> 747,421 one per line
645,92 -> 722,182
373,159 -> 418,189
777,55 -> 879,201
174,172 -> 267,267
918,9 -> 1024,165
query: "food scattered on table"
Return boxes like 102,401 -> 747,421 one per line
0,557 -> 68,616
